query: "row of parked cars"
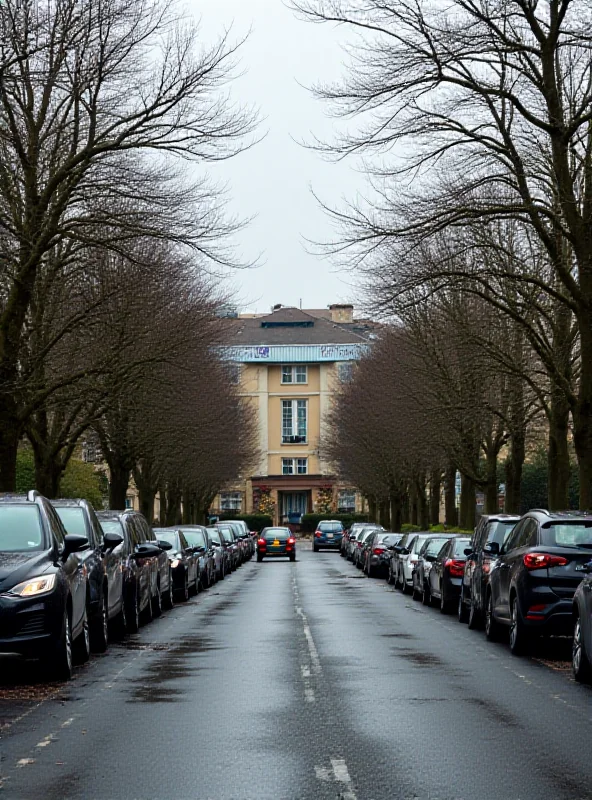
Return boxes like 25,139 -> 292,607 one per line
0,491 -> 255,681
337,509 -> 592,683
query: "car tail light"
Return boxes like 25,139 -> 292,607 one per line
372,546 -> 386,555
357,541 -> 363,548
525,603 -> 547,620
523,553 -> 568,570
445,559 -> 465,577
315,531 -> 322,538
288,537 -> 295,545
257,538 -> 266,547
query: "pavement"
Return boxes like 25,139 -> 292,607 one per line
1,546 -> 591,799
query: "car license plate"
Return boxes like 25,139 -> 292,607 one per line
273,539 -> 280,546
327,533 -> 333,538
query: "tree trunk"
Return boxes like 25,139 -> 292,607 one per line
504,430 -> 525,514
415,477 -> 429,530
429,469 -> 441,526
379,499 -> 390,529
459,473 -> 476,531
444,465 -> 458,527
165,486 -> 182,526
548,396 -> 570,510
33,451 -> 63,498
368,496 -> 377,523
138,487 -> 156,523
182,493 -> 193,524
389,491 -> 402,532
484,448 -> 498,514
573,306 -> 592,507
0,417 -> 20,492
159,486 -> 167,526
109,464 -> 130,510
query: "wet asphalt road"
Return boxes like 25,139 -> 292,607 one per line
1,547 -> 592,800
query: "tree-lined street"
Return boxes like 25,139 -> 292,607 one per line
1,548 -> 591,800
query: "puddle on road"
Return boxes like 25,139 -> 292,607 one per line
396,651 -> 444,667
464,696 -> 522,728
381,633 -> 416,639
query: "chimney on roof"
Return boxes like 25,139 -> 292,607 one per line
272,303 -> 283,311
329,303 -> 354,323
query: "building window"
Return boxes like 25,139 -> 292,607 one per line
282,399 -> 307,443
338,489 -> 356,513
338,362 -> 354,383
282,458 -> 308,475
220,492 -> 243,512
282,365 -> 307,384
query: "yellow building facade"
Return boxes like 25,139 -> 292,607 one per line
213,305 -> 376,526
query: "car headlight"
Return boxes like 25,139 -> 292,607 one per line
170,559 -> 180,569
9,574 -> 56,597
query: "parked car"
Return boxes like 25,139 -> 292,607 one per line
97,510 -> 166,631
52,498 -> 124,653
216,524 -> 241,571
353,527 -> 380,568
153,528 -> 200,601
387,531 -> 413,585
458,514 -> 519,627
572,560 -> 592,683
363,532 -> 402,577
485,510 -> 592,655
396,533 -> 433,594
219,521 -> 247,564
206,526 -> 231,580
178,525 -> 216,589
412,534 -> 458,602
426,536 -> 471,613
224,519 -> 254,559
313,520 -> 345,552
257,527 -> 296,561
0,491 -> 90,680
341,522 -> 372,557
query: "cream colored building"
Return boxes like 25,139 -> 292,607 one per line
213,304 -> 376,525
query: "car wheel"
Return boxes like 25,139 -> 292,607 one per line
485,591 -> 502,642
401,573 -> 410,594
126,589 -> 140,633
387,563 -> 396,586
257,554 -> 263,562
73,607 -> 90,665
412,582 -> 421,601
189,568 -> 198,597
440,585 -> 453,614
162,573 -> 174,610
142,590 -> 154,624
573,614 -> 592,683
47,609 -> 73,681
458,590 -> 469,623
289,554 -> 296,562
90,590 -> 109,653
509,595 -> 530,656
422,582 -> 431,606
468,598 -> 482,630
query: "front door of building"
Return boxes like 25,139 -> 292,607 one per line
280,491 -> 309,525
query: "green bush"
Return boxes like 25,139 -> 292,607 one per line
15,450 -> 105,508
217,513 -> 273,532
15,449 -> 36,493
300,512 -> 369,533
429,523 -> 473,534
401,523 -> 421,533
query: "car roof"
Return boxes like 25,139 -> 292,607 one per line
525,509 -> 592,521
50,498 -> 84,507
481,514 -> 520,522
0,493 -> 33,504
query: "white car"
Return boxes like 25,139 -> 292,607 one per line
397,533 -> 433,594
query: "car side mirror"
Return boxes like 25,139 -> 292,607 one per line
464,547 -> 473,557
63,533 -> 89,559
157,540 -> 173,551
133,543 -> 161,558
483,541 -> 500,556
393,545 -> 402,553
103,532 -> 124,551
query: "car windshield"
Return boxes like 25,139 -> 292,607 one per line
207,530 -> 222,545
0,505 -> 44,551
154,531 -> 180,549
183,530 -> 206,548
319,522 -> 343,531
425,537 -> 449,556
453,538 -> 471,556
360,529 -> 376,542
263,529 -> 289,539
380,534 -> 400,545
219,528 -> 234,542
489,521 -> 517,546
54,507 -> 87,537
100,519 -> 125,538
541,522 -> 592,548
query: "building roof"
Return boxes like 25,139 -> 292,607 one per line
229,307 -> 372,346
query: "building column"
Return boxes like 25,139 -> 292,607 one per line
319,363 -> 331,475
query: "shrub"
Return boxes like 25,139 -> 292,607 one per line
16,450 -> 105,508
429,523 -> 473,534
217,513 -> 273,532
300,512 -> 369,533
401,523 -> 421,533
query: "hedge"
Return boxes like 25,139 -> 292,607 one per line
300,512 -> 370,533
216,513 -> 273,532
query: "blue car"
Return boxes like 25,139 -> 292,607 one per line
313,520 -> 344,552
257,527 -> 296,561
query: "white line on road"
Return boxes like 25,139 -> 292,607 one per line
331,758 -> 357,800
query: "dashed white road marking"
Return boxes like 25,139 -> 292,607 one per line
61,717 -> 75,728
331,758 -> 357,800
16,758 -> 35,768
36,735 -> 55,748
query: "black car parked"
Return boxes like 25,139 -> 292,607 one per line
427,537 -> 471,613
363,532 -> 402,577
0,491 -> 91,680
52,499 -> 124,653
572,560 -> 592,683
153,528 -> 200,601
215,523 -> 241,571
97,511 -> 164,632
412,534 -> 457,602
458,514 -> 519,628
486,510 -> 592,655
206,526 -> 231,579
178,526 -> 216,589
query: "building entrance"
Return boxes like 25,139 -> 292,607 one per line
279,491 -> 310,525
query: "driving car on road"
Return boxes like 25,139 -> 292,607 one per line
0,491 -> 90,680
52,498 -> 124,653
363,532 -> 402,577
485,510 -> 592,655
153,528 -> 199,601
426,536 -> 471,613
257,527 -> 296,561
458,514 -> 519,627
313,520 -> 344,552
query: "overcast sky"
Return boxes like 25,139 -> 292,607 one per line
193,0 -> 361,314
